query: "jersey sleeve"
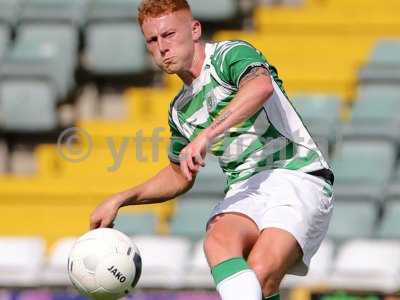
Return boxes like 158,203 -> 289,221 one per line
214,41 -> 269,88
168,110 -> 189,165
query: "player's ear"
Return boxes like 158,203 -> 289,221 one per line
192,19 -> 202,41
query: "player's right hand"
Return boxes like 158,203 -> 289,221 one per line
89,194 -> 123,230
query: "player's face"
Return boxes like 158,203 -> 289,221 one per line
141,10 -> 199,74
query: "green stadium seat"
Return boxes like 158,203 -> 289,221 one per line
20,0 -> 88,26
327,201 -> 377,243
17,24 -> 78,97
357,84 -> 400,102
0,0 -> 21,26
1,24 -> 78,100
170,199 -> 216,241
386,165 -> 400,199
0,24 -> 10,61
370,40 -> 400,64
183,155 -> 226,198
291,94 -> 341,157
0,78 -> 58,132
0,140 -> 7,174
18,24 -> 78,58
1,41 -> 65,100
376,199 -> 400,239
188,0 -> 238,22
87,0 -> 140,23
114,212 -> 157,236
341,85 -> 400,143
331,140 -> 396,202
85,22 -> 150,75
359,40 -> 400,83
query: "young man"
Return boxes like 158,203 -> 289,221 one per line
90,1 -> 335,299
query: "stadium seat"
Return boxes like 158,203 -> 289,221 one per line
42,237 -> 77,286
359,40 -> 400,84
329,239 -> 400,293
20,0 -> 88,26
341,85 -> 400,143
0,0 -> 21,26
184,156 -> 226,198
9,145 -> 36,175
291,94 -> 341,156
213,32 -> 376,100
185,240 -> 214,288
368,39 -> 400,64
0,237 -> 46,287
387,166 -> 400,199
170,199 -> 216,241
254,7 -> 400,36
85,22 -> 150,75
0,78 -> 58,132
282,238 -> 335,288
331,140 -> 396,201
87,0 -> 140,23
18,24 -> 79,61
0,25 -> 10,61
376,199 -> 400,239
133,235 -> 191,289
357,84 -> 400,102
313,0 -> 400,9
1,39 -> 71,100
16,24 -> 78,97
114,213 -> 157,236
0,141 -> 7,174
327,201 -> 377,242
188,0 -> 238,22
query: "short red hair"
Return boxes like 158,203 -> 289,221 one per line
138,0 -> 192,26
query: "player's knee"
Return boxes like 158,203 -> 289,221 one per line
248,256 -> 283,292
203,230 -> 243,266
204,230 -> 233,256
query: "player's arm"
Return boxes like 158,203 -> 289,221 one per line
118,162 -> 194,205
205,66 -> 273,140
90,162 -> 195,229
180,66 -> 273,180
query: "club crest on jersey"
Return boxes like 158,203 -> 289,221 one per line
107,265 -> 127,283
206,90 -> 217,112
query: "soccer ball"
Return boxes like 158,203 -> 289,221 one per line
67,228 -> 142,300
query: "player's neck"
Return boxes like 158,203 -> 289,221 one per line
178,41 -> 206,86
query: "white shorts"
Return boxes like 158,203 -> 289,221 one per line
208,168 -> 334,276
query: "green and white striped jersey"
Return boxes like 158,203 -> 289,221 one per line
168,40 -> 331,193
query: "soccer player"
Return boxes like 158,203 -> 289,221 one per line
90,1 -> 335,299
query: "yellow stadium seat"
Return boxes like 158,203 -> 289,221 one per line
307,0 -> 400,9
213,31 -> 376,100
255,7 -> 400,36
0,175 -> 175,246
164,74 -> 184,91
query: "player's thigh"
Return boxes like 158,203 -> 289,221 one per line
204,212 -> 260,267
247,228 -> 302,283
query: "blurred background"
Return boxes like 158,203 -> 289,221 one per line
0,0 -> 400,299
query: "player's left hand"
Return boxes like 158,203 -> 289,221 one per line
179,132 -> 209,181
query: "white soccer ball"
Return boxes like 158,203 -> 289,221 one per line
67,228 -> 142,300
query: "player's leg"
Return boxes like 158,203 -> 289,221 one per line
247,228 -> 302,299
245,169 -> 334,300
204,212 -> 261,300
